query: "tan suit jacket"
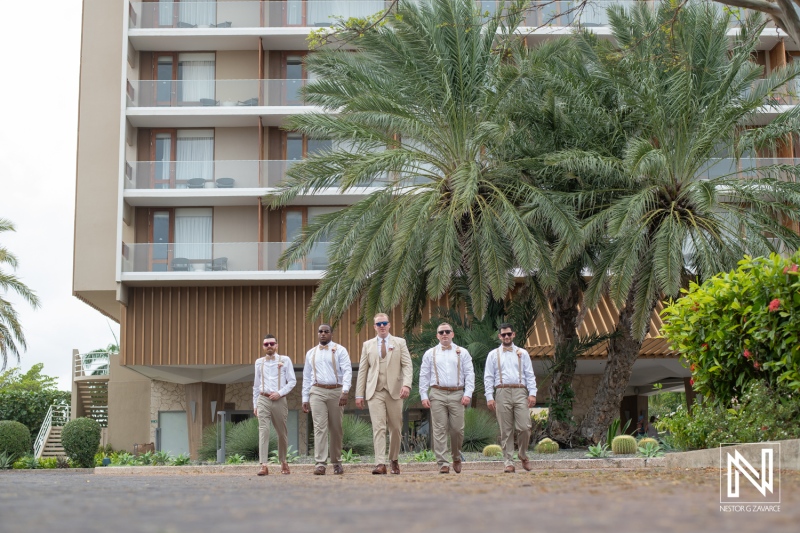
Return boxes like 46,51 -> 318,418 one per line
356,335 -> 413,400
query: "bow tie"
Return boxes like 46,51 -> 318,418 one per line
265,355 -> 276,360
502,347 -> 514,352
441,345 -> 453,351
319,345 -> 330,350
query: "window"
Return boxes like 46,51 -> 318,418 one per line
150,129 -> 214,189
158,0 -> 217,28
146,208 -> 213,271
174,208 -> 213,262
154,52 -> 215,106
282,206 -> 339,270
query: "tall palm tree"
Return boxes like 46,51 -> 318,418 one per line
566,2 -> 800,442
0,218 -> 41,370
269,0 -> 578,329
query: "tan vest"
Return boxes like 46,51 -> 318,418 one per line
376,354 -> 389,392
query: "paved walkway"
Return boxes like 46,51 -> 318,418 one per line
1,468 -> 797,533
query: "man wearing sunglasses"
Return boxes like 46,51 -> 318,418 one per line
419,323 -> 475,474
356,313 -> 413,475
484,323 -> 537,473
253,334 -> 297,476
301,324 -> 352,475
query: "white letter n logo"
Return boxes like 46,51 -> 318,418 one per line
727,449 -> 773,498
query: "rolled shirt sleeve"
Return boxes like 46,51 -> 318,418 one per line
520,348 -> 537,396
461,349 -> 475,399
337,346 -> 353,394
252,358 -> 263,409
301,349 -> 314,403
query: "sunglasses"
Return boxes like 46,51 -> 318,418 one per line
318,329 -> 331,334
499,332 -> 514,338
437,330 -> 452,335
375,321 -> 389,327
263,341 -> 277,347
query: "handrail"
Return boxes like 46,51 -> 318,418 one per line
74,351 -> 112,378
33,405 -> 70,459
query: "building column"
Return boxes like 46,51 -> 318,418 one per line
185,382 -> 227,459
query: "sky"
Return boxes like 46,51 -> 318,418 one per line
0,1 -> 119,390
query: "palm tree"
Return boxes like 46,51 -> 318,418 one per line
567,2 -> 800,442
269,0 -> 577,330
0,218 -> 41,370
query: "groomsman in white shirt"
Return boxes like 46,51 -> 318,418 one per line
484,323 -> 537,473
419,323 -> 475,474
302,324 -> 352,475
253,334 -> 297,476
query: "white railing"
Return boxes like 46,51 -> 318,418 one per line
33,404 -> 70,459
74,351 -> 111,378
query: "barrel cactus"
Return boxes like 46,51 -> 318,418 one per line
535,438 -> 559,454
638,437 -> 659,448
611,435 -> 637,455
482,444 -> 502,457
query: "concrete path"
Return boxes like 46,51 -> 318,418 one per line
1,468 -> 797,533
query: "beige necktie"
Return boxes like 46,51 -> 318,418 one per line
381,339 -> 387,359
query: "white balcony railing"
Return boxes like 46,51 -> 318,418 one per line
124,160 -> 298,189
121,242 -> 331,273
696,158 -> 800,181
75,351 -> 112,378
126,80 -> 315,108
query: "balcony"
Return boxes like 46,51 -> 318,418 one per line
129,1 -> 390,29
125,160 -> 292,190
126,79 -> 315,107
697,158 -> 800,181
121,242 -> 331,280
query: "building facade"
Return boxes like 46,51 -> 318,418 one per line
73,0 -> 798,457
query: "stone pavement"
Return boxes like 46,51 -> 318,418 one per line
1,468 -> 797,533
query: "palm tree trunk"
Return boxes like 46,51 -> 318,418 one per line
546,280 -> 582,443
578,286 -> 651,444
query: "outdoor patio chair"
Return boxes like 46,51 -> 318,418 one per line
210,257 -> 228,271
200,98 -> 219,106
215,177 -> 235,188
237,97 -> 259,106
212,21 -> 232,28
176,21 -> 197,28
171,258 -> 190,271
186,178 -> 206,189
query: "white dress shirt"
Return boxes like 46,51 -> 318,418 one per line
483,344 -> 537,401
301,342 -> 353,402
418,343 -> 475,401
252,354 -> 297,408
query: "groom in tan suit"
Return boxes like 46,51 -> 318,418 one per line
356,313 -> 413,474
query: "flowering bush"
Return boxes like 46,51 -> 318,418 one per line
657,382 -> 800,450
661,253 -> 800,405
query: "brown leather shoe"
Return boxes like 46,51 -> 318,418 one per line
333,464 -> 344,475
281,462 -> 290,475
439,465 -> 450,474
452,460 -> 462,474
390,460 -> 400,475
504,465 -> 516,474
372,464 -> 387,475
257,464 -> 268,476
314,465 -> 326,475
521,458 -> 532,471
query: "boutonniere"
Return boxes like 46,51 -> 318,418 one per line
277,360 -> 284,368
388,345 -> 395,351
331,345 -> 337,353
455,347 -> 462,355
516,349 -> 523,358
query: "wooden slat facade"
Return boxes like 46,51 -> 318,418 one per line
121,286 -> 448,366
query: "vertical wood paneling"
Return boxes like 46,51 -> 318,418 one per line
123,287 -> 463,366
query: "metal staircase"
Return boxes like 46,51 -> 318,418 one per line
73,351 -> 111,427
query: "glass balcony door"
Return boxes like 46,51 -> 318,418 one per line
153,52 -> 215,106
150,129 -> 215,189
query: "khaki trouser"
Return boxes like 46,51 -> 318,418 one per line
257,395 -> 288,464
495,388 -> 531,467
309,386 -> 344,466
367,388 -> 403,465
429,388 -> 465,467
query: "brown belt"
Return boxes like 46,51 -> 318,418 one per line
496,385 -> 527,389
259,392 -> 275,397
431,385 -> 464,392
313,384 -> 342,390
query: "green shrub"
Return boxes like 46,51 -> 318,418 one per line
172,453 -> 191,466
227,417 -> 278,460
611,435 -> 637,455
226,453 -> 245,464
111,452 -> 135,466
39,457 -> 58,469
61,417 -> 101,468
0,391 -> 70,435
0,451 -> 15,469
151,450 -> 172,465
0,420 -> 31,459
482,444 -> 502,457
462,408 -> 499,452
342,414 -> 373,455
198,421 -> 234,460
534,438 -> 559,454
662,252 -> 800,405
658,381 -> 800,450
